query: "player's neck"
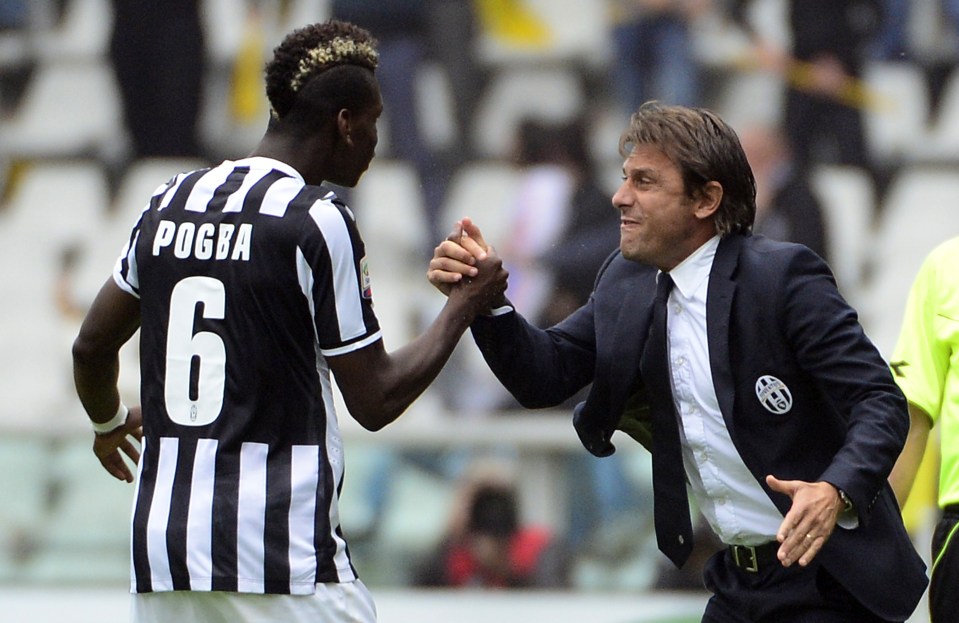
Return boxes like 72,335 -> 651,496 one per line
249,132 -> 326,186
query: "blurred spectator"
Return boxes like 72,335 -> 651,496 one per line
738,123 -> 829,262
731,0 -> 883,175
500,117 -> 645,553
607,0 -> 713,112
437,116 -> 619,413
0,0 -> 27,30
428,0 -> 486,147
413,473 -> 570,588
54,244 -> 85,323
0,0 -> 32,115
925,1 -> 959,116
109,0 -> 205,158
872,0 -> 911,60
503,116 -> 620,329
331,0 -> 483,247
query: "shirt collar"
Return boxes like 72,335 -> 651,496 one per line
663,235 -> 720,298
233,156 -> 305,184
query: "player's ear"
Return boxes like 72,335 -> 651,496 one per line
336,109 -> 353,146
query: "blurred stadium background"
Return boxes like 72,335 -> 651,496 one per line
1,0 -> 956,621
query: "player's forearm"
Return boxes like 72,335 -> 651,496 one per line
361,295 -> 477,430
72,279 -> 141,424
72,344 -> 123,425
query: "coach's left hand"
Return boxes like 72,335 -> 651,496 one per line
767,475 -> 843,567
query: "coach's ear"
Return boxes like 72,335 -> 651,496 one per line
694,180 -> 723,222
573,401 -> 616,457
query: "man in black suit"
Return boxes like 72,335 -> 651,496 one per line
428,102 -> 926,622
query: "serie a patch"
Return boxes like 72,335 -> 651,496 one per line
360,256 -> 372,299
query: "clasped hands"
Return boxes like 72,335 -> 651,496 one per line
428,217 -> 507,311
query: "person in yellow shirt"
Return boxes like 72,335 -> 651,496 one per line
889,235 -> 959,623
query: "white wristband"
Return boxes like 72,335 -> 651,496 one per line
91,403 -> 129,435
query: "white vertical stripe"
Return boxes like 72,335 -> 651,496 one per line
126,230 -> 141,291
259,176 -> 302,217
299,247 -> 384,357
289,445 -> 319,590
237,442 -> 268,593
318,356 -> 355,581
130,436 -> 148,592
113,230 -> 142,296
233,157 -> 303,183
158,172 -> 194,211
186,438 -> 217,590
185,165 -> 234,213
146,437 -> 179,591
149,181 -> 172,199
296,246 -> 319,342
308,200 -> 366,342
222,168 -> 268,213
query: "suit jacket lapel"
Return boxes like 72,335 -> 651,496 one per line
707,234 -> 742,437
610,269 -> 658,411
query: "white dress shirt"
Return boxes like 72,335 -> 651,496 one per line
663,236 -> 783,546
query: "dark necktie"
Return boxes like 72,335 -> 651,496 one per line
641,273 -> 694,568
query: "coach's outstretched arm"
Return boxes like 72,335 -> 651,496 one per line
329,251 -> 508,432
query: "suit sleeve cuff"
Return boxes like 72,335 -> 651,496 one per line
486,304 -> 514,317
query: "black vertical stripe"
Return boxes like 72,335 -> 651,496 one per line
329,194 -> 378,332
206,167 -> 250,213
242,169 -> 291,213
313,443 -> 338,582
131,439 -> 159,593
288,191 -> 341,347
311,237 -> 342,345
164,169 -> 209,213
263,446 -> 292,593
153,175 -> 180,206
300,194 -> 379,349
166,439 -> 196,591
334,458 -> 358,579
118,217 -> 144,296
211,449 -> 240,592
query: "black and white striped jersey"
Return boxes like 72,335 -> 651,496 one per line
113,157 -> 381,595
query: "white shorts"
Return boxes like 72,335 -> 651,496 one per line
131,580 -> 376,623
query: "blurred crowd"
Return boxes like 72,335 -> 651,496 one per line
1,0 -> 957,595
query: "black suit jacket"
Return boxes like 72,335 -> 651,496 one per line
471,233 -> 926,621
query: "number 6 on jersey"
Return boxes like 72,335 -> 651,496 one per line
165,276 -> 226,426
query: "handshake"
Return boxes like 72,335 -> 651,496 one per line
427,217 -> 509,314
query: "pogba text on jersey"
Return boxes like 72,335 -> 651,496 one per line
153,220 -> 253,261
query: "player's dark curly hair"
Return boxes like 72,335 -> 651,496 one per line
265,20 -> 379,133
